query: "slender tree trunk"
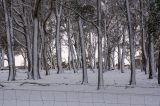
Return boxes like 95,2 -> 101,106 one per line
24,26 -> 33,79
148,0 -> 156,79
117,17 -> 121,70
126,0 -> 136,85
43,45 -> 49,75
121,33 -> 125,73
78,17 -> 88,84
148,36 -> 156,79
75,33 -> 81,70
2,0 -> 15,81
140,0 -> 147,74
68,50 -> 72,70
107,34 -> 111,71
97,0 -> 104,90
158,51 -> 160,84
0,49 -> 4,68
112,48 -> 116,70
88,32 -> 94,72
9,7 -> 16,76
37,23 -> 43,77
68,18 -> 77,73
118,41 -> 121,70
103,19 -> 107,71
55,0 -> 63,74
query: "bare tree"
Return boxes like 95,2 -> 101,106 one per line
2,0 -> 16,81
97,0 -> 104,90
126,0 -> 136,85
78,16 -> 88,84
32,0 -> 42,80
55,0 -> 63,74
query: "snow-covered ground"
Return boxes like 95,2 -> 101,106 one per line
0,69 -> 160,106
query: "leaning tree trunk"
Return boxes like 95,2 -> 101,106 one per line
97,0 -> 104,90
78,17 -> 88,84
2,0 -> 15,81
126,0 -> 136,85
55,0 -> 63,74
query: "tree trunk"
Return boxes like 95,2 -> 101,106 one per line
97,0 -> 104,90
140,0 -> 147,74
0,49 -> 4,68
88,32 -> 94,72
55,0 -> 63,74
148,36 -> 156,79
2,0 -> 15,81
158,51 -> 160,84
148,0 -> 156,79
32,17 -> 40,80
107,34 -> 111,71
112,48 -> 116,70
103,19 -> 107,71
24,26 -> 33,79
118,41 -> 121,70
121,33 -> 125,73
68,18 -> 77,73
78,17 -> 88,84
126,0 -> 136,85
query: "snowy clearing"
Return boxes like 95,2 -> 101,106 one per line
0,69 -> 160,106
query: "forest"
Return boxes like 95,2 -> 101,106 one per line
0,0 -> 160,90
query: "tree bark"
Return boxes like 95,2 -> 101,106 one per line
68,18 -> 77,73
148,0 -> 156,79
121,33 -> 126,73
32,17 -> 40,80
55,0 -> 63,74
2,0 -> 16,81
126,0 -> 136,85
118,41 -> 121,70
78,17 -> 88,84
148,36 -> 156,79
158,51 -> 160,84
140,0 -> 147,74
97,0 -> 104,90
0,49 -> 4,68
32,0 -> 42,80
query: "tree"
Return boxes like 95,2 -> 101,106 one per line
78,16 -> 88,84
31,0 -> 41,80
139,0 -> 148,74
55,0 -> 63,74
2,0 -> 16,81
148,0 -> 157,79
97,0 -> 104,90
126,0 -> 136,85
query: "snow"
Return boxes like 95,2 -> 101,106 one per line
0,69 -> 160,106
